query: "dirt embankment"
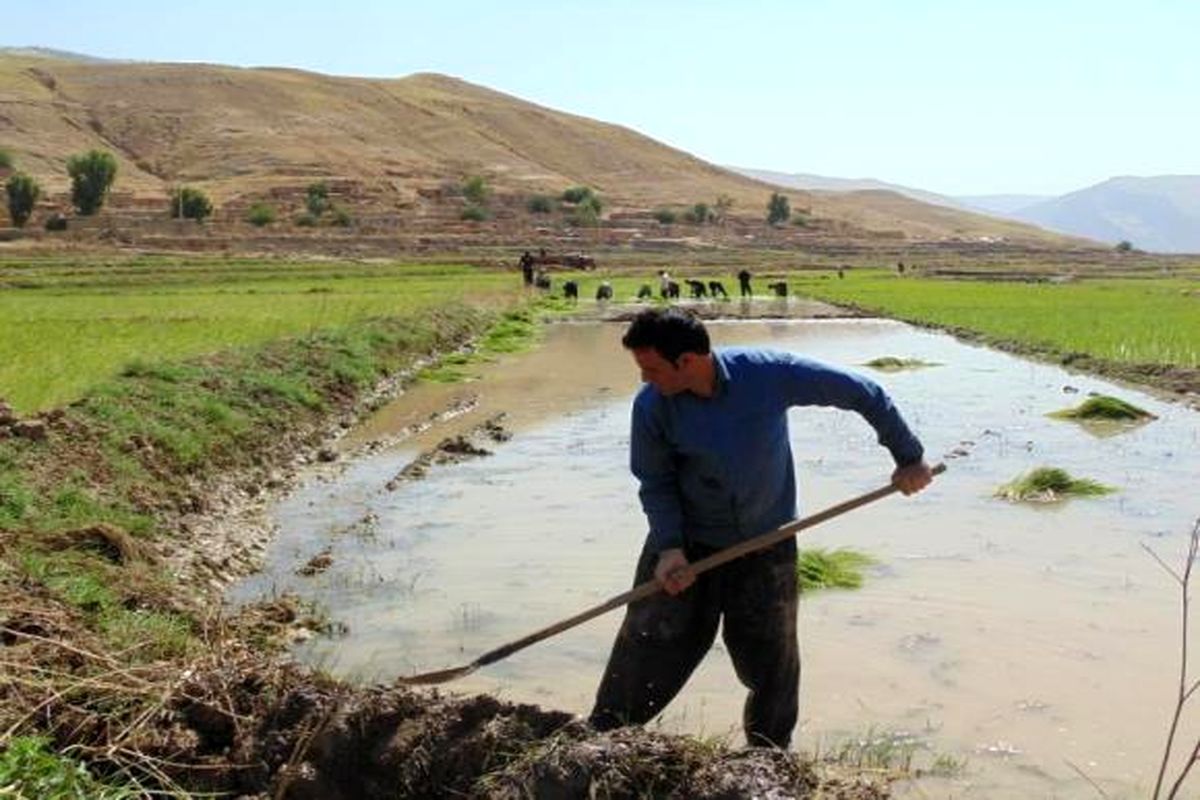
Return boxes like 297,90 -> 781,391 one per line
0,305 -> 890,798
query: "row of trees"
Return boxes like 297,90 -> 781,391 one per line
3,149 -> 120,228
3,148 -> 810,231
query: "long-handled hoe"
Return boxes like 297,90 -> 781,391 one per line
396,463 -> 946,686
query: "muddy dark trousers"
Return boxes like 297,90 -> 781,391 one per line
589,536 -> 799,747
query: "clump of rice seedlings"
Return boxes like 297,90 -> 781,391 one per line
797,548 -> 877,591
1048,394 -> 1156,421
996,467 -> 1115,502
862,356 -> 938,371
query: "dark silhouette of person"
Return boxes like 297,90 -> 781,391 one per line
737,269 -> 753,298
519,251 -> 535,286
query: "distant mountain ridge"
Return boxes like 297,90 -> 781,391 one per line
736,167 -> 1200,253
1010,176 -> 1200,253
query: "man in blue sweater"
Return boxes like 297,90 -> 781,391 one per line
589,308 -> 933,747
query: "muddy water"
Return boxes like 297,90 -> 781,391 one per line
231,317 -> 1200,799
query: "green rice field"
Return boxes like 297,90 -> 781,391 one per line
0,256 -> 523,413
3,256 -> 1198,414
788,270 -> 1200,368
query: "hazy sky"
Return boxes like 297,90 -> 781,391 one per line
5,0 -> 1197,196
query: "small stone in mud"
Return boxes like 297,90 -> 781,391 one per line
297,549 -> 334,576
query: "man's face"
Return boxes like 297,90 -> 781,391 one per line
631,347 -> 690,395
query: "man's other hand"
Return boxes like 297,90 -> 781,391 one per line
893,460 -> 934,495
654,548 -> 695,596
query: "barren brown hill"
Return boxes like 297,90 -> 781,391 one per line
0,52 -> 1073,244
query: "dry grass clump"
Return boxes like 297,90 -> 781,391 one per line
996,467 -> 1116,502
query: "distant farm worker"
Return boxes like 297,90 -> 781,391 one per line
589,307 -> 933,748
519,250 -> 535,286
659,270 -> 673,299
737,268 -> 753,297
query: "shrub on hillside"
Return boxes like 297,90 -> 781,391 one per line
461,205 -> 490,222
0,148 -> 13,170
305,182 -> 330,217
44,213 -> 68,232
462,175 -> 490,205
330,204 -> 353,227
169,187 -> 213,221
561,185 -> 594,204
294,213 -> 318,227
66,149 -> 118,216
684,202 -> 712,224
569,203 -> 600,228
526,195 -> 554,214
5,173 -> 40,228
246,203 -> 276,227
766,192 -> 790,226
653,208 -> 677,225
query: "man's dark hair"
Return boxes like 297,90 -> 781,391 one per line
621,308 -> 711,362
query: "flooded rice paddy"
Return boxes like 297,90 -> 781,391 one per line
231,316 -> 1200,799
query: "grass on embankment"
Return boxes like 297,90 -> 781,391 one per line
2,299 -> 501,635
790,270 -> 1200,373
0,294 -> 551,793
0,255 -> 525,413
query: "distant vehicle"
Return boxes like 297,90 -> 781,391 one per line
533,251 -> 596,270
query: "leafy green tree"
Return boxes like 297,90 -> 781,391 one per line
66,150 -> 118,215
766,192 -> 790,226
1115,240 -> 1134,253
5,173 -> 40,228
526,194 -> 553,214
246,202 -> 276,227
169,187 -> 213,221
462,175 -> 490,205
686,202 -> 712,224
305,181 -> 331,216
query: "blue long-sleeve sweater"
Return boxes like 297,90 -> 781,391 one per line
631,347 -> 924,551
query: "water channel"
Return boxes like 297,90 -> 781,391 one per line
230,314 -> 1200,798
